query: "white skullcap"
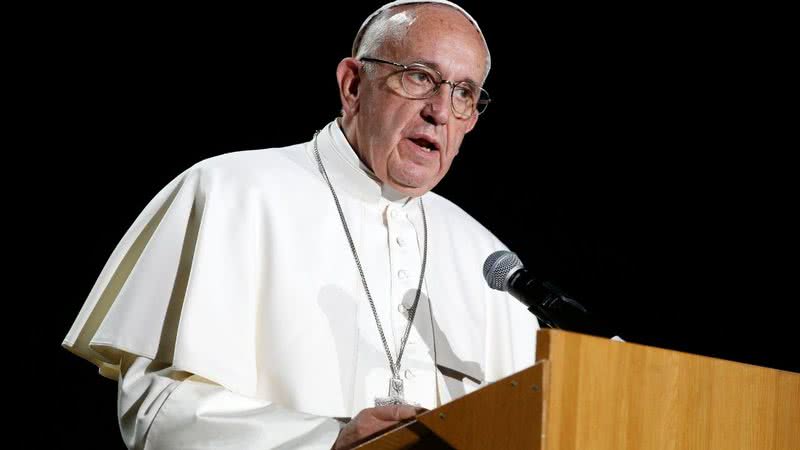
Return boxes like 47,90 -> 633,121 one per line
351,0 -> 490,70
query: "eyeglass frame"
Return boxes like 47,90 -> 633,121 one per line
359,56 -> 491,119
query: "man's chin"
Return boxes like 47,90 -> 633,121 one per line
386,178 -> 435,197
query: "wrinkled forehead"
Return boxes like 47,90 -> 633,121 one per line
351,0 -> 489,61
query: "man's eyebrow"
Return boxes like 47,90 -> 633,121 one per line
408,59 -> 480,87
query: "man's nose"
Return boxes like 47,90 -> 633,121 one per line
421,84 -> 451,125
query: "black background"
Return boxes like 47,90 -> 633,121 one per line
21,1 -> 795,447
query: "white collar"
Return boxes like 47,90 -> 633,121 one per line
312,119 -> 415,207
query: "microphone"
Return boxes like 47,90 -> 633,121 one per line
483,250 -> 612,336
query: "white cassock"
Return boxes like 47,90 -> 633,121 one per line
63,119 -> 539,449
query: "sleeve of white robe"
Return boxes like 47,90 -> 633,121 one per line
118,354 -> 343,450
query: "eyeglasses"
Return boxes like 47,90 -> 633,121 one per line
360,57 -> 491,119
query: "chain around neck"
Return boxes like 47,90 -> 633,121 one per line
312,130 -> 428,378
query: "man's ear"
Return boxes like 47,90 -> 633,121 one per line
337,58 -> 362,117
464,111 -> 479,134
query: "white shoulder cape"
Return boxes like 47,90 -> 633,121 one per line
63,122 -> 538,415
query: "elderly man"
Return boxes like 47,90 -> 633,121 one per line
63,1 -> 538,448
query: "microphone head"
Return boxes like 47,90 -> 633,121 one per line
483,250 -> 524,291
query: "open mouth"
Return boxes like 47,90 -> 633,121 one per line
409,137 -> 440,153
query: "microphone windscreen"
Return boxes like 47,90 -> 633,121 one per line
483,250 -> 523,291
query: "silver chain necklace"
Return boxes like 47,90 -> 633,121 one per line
312,130 -> 428,406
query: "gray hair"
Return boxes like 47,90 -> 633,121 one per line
354,4 -> 491,84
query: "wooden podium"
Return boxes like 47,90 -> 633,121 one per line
355,329 -> 799,449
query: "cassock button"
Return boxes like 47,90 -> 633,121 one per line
398,270 -> 408,279
404,369 -> 414,379
397,304 -> 407,313
396,236 -> 406,247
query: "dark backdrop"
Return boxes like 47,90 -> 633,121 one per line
31,1 -> 794,447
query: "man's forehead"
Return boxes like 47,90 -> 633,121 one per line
390,24 -> 488,84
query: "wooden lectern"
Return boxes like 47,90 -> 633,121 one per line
355,329 -> 799,449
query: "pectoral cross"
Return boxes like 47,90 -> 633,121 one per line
374,376 -> 406,406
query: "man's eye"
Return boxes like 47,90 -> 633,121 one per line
454,86 -> 475,100
406,71 -> 433,85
